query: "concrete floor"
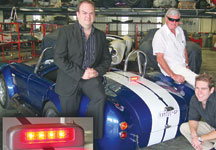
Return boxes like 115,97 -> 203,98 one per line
0,48 -> 216,150
200,49 -> 216,79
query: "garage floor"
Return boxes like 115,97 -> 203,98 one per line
0,48 -> 216,149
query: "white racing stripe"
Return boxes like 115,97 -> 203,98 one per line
105,71 -> 180,145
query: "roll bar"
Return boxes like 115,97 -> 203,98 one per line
34,47 -> 53,74
124,50 -> 147,78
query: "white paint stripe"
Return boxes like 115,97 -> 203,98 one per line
163,126 -> 179,141
105,71 -> 180,145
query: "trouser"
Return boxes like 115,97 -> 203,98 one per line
59,77 -> 106,139
171,65 -> 197,87
180,121 -> 216,150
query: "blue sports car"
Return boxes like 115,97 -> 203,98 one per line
0,48 -> 194,150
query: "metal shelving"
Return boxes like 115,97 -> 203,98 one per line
0,6 -> 215,18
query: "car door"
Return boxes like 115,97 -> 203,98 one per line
27,72 -> 54,112
11,63 -> 34,103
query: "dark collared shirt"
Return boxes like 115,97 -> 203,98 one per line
79,23 -> 95,70
189,91 -> 216,129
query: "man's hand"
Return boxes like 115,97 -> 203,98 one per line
82,68 -> 98,80
156,53 -> 185,84
191,137 -> 203,150
172,74 -> 185,83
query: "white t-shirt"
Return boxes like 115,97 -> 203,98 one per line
152,24 -> 186,75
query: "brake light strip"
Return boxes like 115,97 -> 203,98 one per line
16,117 -> 56,150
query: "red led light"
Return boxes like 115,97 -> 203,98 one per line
57,130 -> 67,139
120,131 -> 127,139
7,123 -> 84,149
47,131 -> 56,139
37,131 -> 46,140
26,132 -> 35,141
22,128 -> 74,143
120,122 -> 128,130
130,76 -> 139,82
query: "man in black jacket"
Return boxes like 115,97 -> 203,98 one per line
54,0 -> 111,139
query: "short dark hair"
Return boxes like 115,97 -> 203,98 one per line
195,72 -> 215,89
77,0 -> 95,12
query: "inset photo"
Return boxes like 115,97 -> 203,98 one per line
3,117 -> 93,150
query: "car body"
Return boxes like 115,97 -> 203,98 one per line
0,48 -> 194,150
107,34 -> 133,65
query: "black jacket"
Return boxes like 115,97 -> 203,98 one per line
54,22 -> 111,96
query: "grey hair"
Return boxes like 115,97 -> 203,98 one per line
165,8 -> 181,17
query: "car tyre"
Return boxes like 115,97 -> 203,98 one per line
0,74 -> 11,109
43,101 -> 59,117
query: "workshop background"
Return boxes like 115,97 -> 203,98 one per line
0,0 -> 216,150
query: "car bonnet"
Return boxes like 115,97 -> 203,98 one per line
105,71 -> 181,146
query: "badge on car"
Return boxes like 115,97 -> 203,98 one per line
159,109 -> 178,118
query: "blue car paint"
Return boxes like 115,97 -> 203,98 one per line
97,102 -> 136,150
27,73 -> 55,110
0,62 -> 194,150
1,63 -> 136,149
145,72 -> 194,138
10,63 -> 35,102
0,63 -> 7,70
101,73 -> 193,148
78,94 -> 137,150
1,64 -> 16,99
45,86 -> 62,112
106,71 -> 193,146
107,81 -> 152,147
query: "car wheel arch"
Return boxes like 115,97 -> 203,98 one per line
0,73 -> 12,109
0,67 -> 17,99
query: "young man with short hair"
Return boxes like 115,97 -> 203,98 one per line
180,73 -> 216,150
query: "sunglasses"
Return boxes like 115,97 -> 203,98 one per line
167,16 -> 180,22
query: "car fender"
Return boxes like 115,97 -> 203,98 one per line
0,64 -> 17,99
104,71 -> 194,147
110,40 -> 127,65
122,35 -> 133,56
42,84 -> 62,114
78,95 -> 137,150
